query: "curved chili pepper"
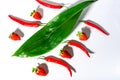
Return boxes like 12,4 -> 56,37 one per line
36,0 -> 64,9
82,20 -> 109,36
8,15 -> 41,27
68,40 -> 90,58
38,55 -> 75,77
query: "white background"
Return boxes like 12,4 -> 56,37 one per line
0,0 -> 120,80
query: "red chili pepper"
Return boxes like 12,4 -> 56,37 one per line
67,40 -> 90,58
9,32 -> 21,41
38,55 -> 74,77
8,15 -> 41,27
82,20 -> 109,36
36,0 -> 64,9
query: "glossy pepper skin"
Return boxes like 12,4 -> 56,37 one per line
8,15 -> 41,27
39,55 -> 76,77
12,0 -> 97,57
36,0 -> 63,9
68,40 -> 90,58
83,20 -> 109,36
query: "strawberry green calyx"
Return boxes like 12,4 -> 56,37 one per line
32,67 -> 38,73
30,10 -> 35,16
59,49 -> 63,56
77,31 -> 88,41
9,33 -> 13,38
77,31 -> 82,38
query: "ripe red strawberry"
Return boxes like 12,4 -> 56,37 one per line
60,50 -> 72,59
32,63 -> 48,76
31,10 -> 42,20
9,32 -> 21,41
35,67 -> 47,76
77,31 -> 88,41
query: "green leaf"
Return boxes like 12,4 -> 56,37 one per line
12,0 -> 97,57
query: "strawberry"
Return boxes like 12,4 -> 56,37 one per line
60,45 -> 73,59
60,50 -> 72,59
30,6 -> 43,20
9,32 -> 21,41
31,10 -> 42,20
32,63 -> 48,76
77,31 -> 88,41
35,67 -> 47,76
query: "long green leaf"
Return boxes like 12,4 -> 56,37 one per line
12,0 -> 97,57
24,10 -> 83,57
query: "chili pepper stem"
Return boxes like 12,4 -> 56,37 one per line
79,20 -> 85,22
62,40 -> 70,43
37,56 -> 46,60
40,23 -> 46,26
62,3 -> 72,9
62,5 -> 68,9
